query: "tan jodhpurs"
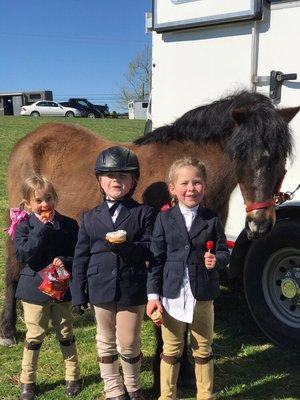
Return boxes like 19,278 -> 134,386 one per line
159,301 -> 214,400
94,302 -> 145,398
20,301 -> 80,384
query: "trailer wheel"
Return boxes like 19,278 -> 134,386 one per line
243,219 -> 300,350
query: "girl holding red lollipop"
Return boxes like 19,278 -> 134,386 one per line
146,156 -> 230,400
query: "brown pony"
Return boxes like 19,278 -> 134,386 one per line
0,91 -> 298,353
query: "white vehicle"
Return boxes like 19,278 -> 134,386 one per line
128,100 -> 148,119
20,101 -> 81,117
147,0 -> 300,348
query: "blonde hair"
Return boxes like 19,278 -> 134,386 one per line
167,156 -> 207,185
20,175 -> 58,209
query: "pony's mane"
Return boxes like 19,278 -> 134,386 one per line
134,91 -> 292,161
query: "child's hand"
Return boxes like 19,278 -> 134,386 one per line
53,257 -> 64,268
204,252 -> 216,269
146,299 -> 162,318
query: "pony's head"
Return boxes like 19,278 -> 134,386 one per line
229,97 -> 299,239
135,90 -> 299,240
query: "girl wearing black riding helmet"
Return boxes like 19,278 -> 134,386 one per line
71,146 -> 155,400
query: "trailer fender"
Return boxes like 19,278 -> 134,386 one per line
227,229 -> 252,280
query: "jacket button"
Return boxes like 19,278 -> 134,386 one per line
185,245 -> 190,250
112,269 -> 117,276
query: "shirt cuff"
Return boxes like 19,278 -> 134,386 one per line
148,293 -> 160,300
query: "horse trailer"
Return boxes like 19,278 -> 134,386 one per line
146,0 -> 300,349
128,100 -> 149,120
0,90 -> 53,116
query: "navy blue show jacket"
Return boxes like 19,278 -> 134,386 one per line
13,211 -> 79,304
147,205 -> 230,301
70,198 -> 155,307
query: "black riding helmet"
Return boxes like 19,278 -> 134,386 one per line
95,146 -> 140,180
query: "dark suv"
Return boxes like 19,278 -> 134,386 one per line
60,98 -> 109,118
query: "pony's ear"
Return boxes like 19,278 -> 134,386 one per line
278,107 -> 300,123
231,108 -> 253,125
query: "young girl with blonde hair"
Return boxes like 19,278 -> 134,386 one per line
147,156 -> 230,400
12,175 -> 81,399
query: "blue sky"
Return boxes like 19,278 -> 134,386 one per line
0,0 -> 152,111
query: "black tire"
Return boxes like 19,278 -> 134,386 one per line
30,111 -> 40,117
65,111 -> 75,118
243,218 -> 300,349
87,112 -> 96,118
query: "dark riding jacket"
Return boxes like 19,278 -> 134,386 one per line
13,212 -> 79,304
147,205 -> 230,301
70,198 -> 155,307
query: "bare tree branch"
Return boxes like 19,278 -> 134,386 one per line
117,44 -> 151,109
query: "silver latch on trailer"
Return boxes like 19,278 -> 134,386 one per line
252,70 -> 297,103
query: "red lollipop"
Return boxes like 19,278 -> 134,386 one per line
206,240 -> 214,252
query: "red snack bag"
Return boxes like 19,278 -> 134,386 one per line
38,263 -> 70,301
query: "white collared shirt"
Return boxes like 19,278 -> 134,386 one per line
106,200 -> 122,223
148,203 -> 199,323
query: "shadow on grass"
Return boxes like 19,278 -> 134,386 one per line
142,289 -> 300,400
197,289 -> 299,399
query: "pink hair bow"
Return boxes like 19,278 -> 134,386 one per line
6,208 -> 29,239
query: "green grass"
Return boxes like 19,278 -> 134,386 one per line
0,116 -> 299,400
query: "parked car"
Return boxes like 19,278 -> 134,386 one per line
60,98 -> 109,118
20,101 -> 81,117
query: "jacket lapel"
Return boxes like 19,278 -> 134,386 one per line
114,198 -> 135,228
188,207 -> 208,239
170,205 -> 190,242
114,206 -> 131,228
94,202 -> 115,231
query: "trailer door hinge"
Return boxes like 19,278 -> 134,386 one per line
252,70 -> 297,103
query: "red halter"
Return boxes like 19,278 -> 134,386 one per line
245,176 -> 285,213
246,200 -> 274,213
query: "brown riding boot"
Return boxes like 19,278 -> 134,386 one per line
65,379 -> 83,397
20,383 -> 37,400
106,395 -> 128,400
194,355 -> 214,400
127,388 -> 145,400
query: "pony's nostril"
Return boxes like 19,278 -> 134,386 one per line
258,219 -> 274,235
245,217 -> 274,239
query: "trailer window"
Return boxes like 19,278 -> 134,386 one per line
142,102 -> 148,108
29,93 -> 41,100
153,0 -> 263,32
